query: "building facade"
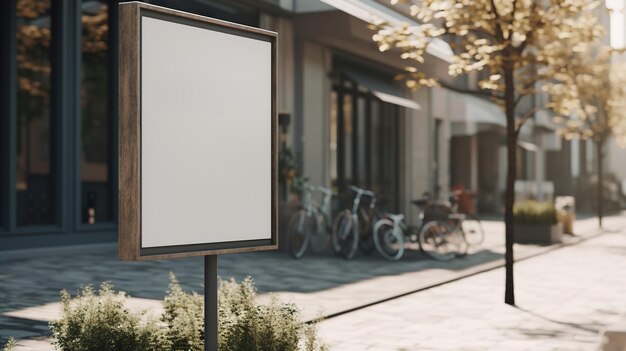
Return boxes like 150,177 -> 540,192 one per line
2,0 -> 589,251
1,0 -> 264,250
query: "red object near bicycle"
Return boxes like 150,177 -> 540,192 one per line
452,184 -> 476,216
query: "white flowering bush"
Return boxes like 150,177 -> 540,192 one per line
164,274 -> 328,351
50,274 -> 327,351
50,282 -> 168,351
2,338 -> 16,351
217,276 -> 327,351
161,274 -> 204,351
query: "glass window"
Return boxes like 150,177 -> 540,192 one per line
16,0 -> 56,226
331,77 -> 400,210
0,101 -> 4,228
356,96 -> 367,186
343,93 -> 353,184
330,91 -> 338,187
81,0 -> 113,224
370,100 -> 381,191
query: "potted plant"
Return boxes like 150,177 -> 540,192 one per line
278,147 -> 309,203
513,200 -> 563,244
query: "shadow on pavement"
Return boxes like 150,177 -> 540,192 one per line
515,306 -> 601,334
1,243 -> 504,315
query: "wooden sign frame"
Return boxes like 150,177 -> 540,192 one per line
118,2 -> 278,261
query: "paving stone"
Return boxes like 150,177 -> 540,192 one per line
318,219 -> 626,350
1,214 -> 623,349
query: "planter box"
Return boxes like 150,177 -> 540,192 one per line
514,222 -> 563,244
600,321 -> 626,351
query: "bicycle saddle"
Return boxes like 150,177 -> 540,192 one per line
412,198 -> 429,207
387,213 -> 404,221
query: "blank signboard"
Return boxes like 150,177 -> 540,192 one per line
118,2 -> 277,260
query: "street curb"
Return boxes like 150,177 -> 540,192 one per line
310,224 -> 622,323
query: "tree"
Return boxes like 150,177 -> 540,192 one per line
545,44 -> 626,228
371,0 -> 603,305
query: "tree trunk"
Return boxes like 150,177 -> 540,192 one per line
596,139 -> 604,228
503,63 -> 517,306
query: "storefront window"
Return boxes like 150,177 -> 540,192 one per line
331,76 -> 400,211
343,93 -> 353,184
330,91 -> 338,186
16,0 -> 56,226
81,0 -> 113,224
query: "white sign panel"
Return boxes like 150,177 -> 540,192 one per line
118,2 -> 277,260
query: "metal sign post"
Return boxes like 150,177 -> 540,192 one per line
205,256 -> 218,351
117,3 -> 278,350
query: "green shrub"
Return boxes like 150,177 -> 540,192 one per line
2,338 -> 16,351
514,200 -> 558,225
166,274 -> 328,351
218,277 -> 303,350
162,274 -> 204,351
51,275 -> 327,351
50,282 -> 169,351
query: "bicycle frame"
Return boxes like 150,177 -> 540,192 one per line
301,185 -> 334,236
348,185 -> 376,217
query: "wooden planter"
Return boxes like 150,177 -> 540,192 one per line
514,222 -> 563,244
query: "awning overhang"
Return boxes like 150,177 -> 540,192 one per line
342,66 -> 420,110
518,140 -> 540,152
449,91 -> 505,136
319,0 -> 454,62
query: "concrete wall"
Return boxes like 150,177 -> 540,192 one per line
299,41 -> 330,187
607,137 -> 626,185
404,88 -> 432,224
260,15 -> 295,148
436,91 -> 451,199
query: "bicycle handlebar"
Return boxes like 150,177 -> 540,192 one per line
347,185 -> 377,212
315,186 -> 335,196
349,185 -> 375,198
304,185 -> 336,196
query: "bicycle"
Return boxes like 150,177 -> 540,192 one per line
332,185 -> 379,260
418,213 -> 469,261
286,185 -> 336,259
449,190 -> 485,246
372,196 -> 428,261
373,195 -> 468,261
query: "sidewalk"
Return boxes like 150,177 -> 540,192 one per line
317,223 -> 626,350
0,214 -> 623,349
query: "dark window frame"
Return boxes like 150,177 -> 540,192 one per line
0,0 -> 118,236
9,0 -> 64,232
76,0 -> 118,231
0,0 -> 16,233
331,74 -> 401,211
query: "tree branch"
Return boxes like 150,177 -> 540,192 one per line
516,2 -> 538,54
489,0 -> 504,42
437,79 -> 505,100
513,78 -> 542,108
514,105 -> 546,136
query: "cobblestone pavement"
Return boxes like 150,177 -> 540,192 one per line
317,225 -> 626,351
0,214 -> 623,349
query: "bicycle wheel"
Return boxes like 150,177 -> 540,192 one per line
462,214 -> 485,245
357,208 -> 376,255
418,220 -> 456,261
287,210 -> 312,259
373,219 -> 405,261
450,227 -> 469,257
332,211 -> 359,259
331,210 -> 348,254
